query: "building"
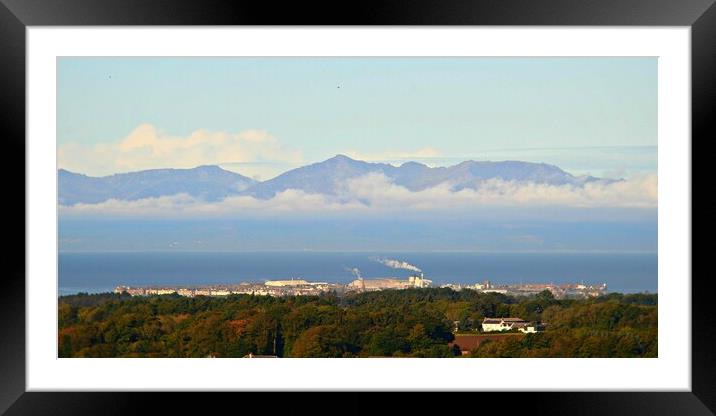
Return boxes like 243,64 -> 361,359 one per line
145,288 -> 176,295
177,288 -> 195,297
265,279 -> 309,287
518,323 -> 545,334
408,274 -> 433,288
481,317 -> 529,332
347,278 -> 406,291
470,280 -> 492,290
449,334 -> 517,356
114,286 -> 147,296
347,274 -> 433,292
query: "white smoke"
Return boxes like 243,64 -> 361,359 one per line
347,267 -> 362,279
377,258 -> 422,273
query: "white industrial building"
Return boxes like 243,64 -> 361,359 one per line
347,274 -> 433,291
265,279 -> 309,287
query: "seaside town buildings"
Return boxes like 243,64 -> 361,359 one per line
114,275 -> 606,300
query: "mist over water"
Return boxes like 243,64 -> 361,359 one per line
58,251 -> 657,295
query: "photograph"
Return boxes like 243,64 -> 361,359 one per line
56,56 -> 659,359
1,0 -> 708,409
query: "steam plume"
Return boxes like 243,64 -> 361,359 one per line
347,267 -> 362,279
376,258 -> 422,273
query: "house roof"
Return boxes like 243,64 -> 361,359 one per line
449,336 -> 483,351
449,334 -> 522,352
482,317 -> 526,323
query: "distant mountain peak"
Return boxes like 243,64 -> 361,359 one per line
399,161 -> 429,171
326,154 -> 361,164
400,161 -> 427,167
194,164 -> 222,170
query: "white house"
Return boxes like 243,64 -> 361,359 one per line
481,317 -> 529,332
518,323 -> 545,334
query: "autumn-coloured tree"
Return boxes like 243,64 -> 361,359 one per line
58,290 -> 657,358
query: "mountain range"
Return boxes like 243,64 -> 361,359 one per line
59,165 -> 256,205
58,155 -> 609,206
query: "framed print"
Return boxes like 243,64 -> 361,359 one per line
2,0 -> 713,414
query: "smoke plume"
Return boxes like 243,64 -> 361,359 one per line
377,258 -> 422,273
347,267 -> 362,279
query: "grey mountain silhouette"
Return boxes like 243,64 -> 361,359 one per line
59,155 -> 611,205
59,165 -> 256,205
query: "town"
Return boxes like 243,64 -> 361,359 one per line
114,274 -> 607,299
439,280 -> 608,298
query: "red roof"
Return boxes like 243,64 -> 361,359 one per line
449,334 -> 523,352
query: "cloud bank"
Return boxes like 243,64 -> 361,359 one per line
59,172 -> 657,218
58,124 -> 303,177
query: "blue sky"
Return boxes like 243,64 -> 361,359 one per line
57,58 -> 658,253
58,57 -> 657,179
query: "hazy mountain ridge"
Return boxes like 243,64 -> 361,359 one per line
59,165 -> 257,205
241,155 -> 607,199
59,155 -> 613,205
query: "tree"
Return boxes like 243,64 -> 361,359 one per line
367,328 -> 410,357
290,325 -> 349,357
407,323 -> 431,352
57,288 -> 657,358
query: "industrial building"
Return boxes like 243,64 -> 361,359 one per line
264,279 -> 310,287
347,274 -> 433,292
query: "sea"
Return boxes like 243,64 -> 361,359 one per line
57,251 -> 657,296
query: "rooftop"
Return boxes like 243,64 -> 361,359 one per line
482,317 -> 527,323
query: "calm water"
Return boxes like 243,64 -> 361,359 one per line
58,251 -> 657,295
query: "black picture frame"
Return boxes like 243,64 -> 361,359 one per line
1,0 -> 711,414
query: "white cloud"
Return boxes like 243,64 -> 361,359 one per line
59,190 -> 366,218
59,172 -> 657,218
58,124 -> 303,176
339,172 -> 657,210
